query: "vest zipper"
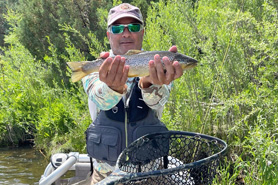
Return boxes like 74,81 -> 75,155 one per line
124,106 -> 129,148
124,78 -> 137,149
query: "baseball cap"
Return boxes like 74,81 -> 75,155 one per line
107,3 -> 144,27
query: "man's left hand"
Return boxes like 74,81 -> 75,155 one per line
139,45 -> 183,88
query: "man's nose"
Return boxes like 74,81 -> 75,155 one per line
122,27 -> 131,37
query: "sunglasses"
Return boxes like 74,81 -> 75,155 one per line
108,23 -> 143,34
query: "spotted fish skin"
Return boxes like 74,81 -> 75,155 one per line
67,50 -> 198,82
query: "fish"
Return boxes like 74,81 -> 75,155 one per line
67,50 -> 198,82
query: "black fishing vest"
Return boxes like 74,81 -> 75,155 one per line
86,78 -> 168,165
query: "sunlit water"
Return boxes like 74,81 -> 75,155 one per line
0,147 -> 48,185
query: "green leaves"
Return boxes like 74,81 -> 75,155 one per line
0,27 -> 90,152
144,0 -> 278,183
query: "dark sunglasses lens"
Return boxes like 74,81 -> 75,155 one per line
111,25 -> 124,34
128,24 -> 141,32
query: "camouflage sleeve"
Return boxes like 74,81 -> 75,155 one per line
82,73 -> 124,110
139,82 -> 172,110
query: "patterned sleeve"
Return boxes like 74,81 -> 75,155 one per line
139,82 -> 172,110
82,72 -> 124,110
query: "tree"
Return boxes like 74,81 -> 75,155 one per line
15,0 -> 111,60
0,0 -> 18,48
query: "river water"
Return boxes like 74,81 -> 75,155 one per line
0,147 -> 48,185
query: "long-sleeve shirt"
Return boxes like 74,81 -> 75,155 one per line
81,50 -> 172,174
82,50 -> 172,122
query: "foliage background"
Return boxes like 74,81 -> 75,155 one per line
0,0 -> 277,184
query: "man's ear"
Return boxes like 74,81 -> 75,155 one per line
107,31 -> 110,39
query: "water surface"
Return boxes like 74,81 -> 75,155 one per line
0,147 -> 48,185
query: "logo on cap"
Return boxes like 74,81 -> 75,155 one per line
120,4 -> 131,10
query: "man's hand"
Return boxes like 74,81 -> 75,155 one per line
99,53 -> 129,94
139,45 -> 183,88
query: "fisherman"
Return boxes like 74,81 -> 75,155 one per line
82,3 -> 183,184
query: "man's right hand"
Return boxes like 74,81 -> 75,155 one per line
99,53 -> 129,94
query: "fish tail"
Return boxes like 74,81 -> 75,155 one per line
67,62 -> 88,82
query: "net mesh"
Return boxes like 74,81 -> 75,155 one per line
115,131 -> 226,185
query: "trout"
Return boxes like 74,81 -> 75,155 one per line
67,50 -> 198,82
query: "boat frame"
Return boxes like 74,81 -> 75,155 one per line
39,152 -> 91,185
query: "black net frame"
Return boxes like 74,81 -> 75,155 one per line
97,131 -> 227,185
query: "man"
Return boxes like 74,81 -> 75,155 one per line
82,3 -> 183,184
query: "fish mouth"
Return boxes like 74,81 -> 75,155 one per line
182,63 -> 198,70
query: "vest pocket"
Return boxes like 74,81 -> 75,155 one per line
86,126 -> 121,163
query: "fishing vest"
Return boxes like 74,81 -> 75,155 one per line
85,78 -> 168,166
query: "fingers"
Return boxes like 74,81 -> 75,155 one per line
106,56 -> 122,82
147,54 -> 183,87
154,55 -> 164,85
139,76 -> 152,89
99,57 -> 112,81
100,52 -> 110,59
121,65 -> 129,84
149,55 -> 164,85
168,45 -> 183,80
163,57 -> 175,84
173,61 -> 183,80
148,55 -> 170,85
148,60 -> 156,83
169,45 -> 177,53
111,57 -> 129,85
99,56 -> 129,93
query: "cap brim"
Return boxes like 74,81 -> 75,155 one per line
108,13 -> 143,27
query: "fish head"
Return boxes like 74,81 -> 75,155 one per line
174,53 -> 198,70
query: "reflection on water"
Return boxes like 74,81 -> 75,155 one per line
0,147 -> 48,185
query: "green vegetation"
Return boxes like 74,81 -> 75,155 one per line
0,0 -> 277,184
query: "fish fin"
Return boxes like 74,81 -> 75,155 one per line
125,50 -> 143,55
71,71 -> 88,82
67,62 -> 89,82
67,62 -> 84,71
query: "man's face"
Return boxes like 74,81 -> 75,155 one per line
107,17 -> 144,55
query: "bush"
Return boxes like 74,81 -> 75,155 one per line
144,0 -> 278,183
